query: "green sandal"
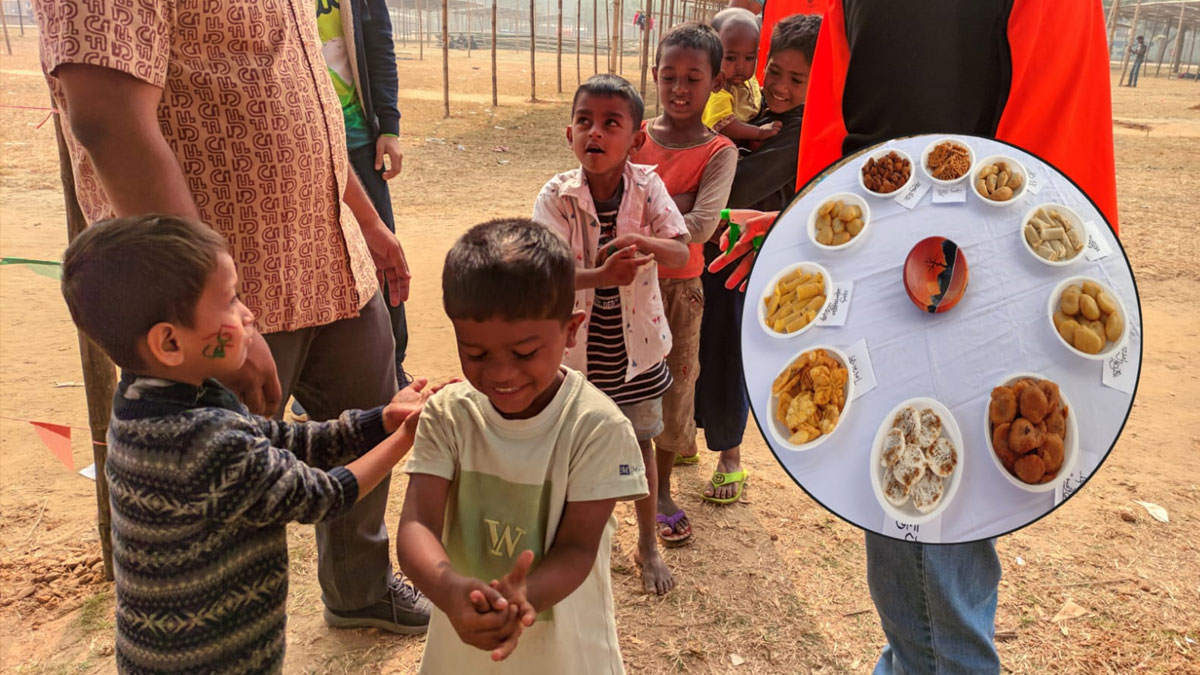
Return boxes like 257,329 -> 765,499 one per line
673,452 -> 700,466
702,468 -> 748,505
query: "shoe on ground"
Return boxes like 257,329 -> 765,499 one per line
323,575 -> 431,634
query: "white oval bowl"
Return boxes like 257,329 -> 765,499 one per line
1020,203 -> 1086,267
983,372 -> 1079,494
767,345 -> 855,452
858,147 -> 916,198
758,262 -> 833,340
970,154 -> 1028,207
1046,276 -> 1130,361
869,397 -> 965,525
921,138 -> 976,186
807,192 -> 873,252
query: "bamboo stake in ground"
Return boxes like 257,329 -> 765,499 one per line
2,3 -> 12,56
530,0 -> 538,101
576,0 -> 582,83
492,0 -> 498,106
593,0 -> 599,73
557,0 -> 564,92
1107,0 -> 1121,49
52,113 -> 118,581
639,0 -> 653,97
442,0 -> 450,117
419,0 -> 425,59
1161,3 -> 1185,76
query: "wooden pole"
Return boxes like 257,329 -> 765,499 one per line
18,0 -> 24,36
492,0 -> 498,106
530,0 -> 537,101
51,113 -> 118,581
639,0 -> 652,97
1170,6 -> 1188,73
1161,3 -> 1185,76
557,0 -> 563,92
1118,0 -> 1143,85
593,0 -> 598,73
419,0 -> 425,59
2,3 -> 12,56
606,0 -> 614,72
442,0 -> 450,117
617,0 -> 623,74
1107,0 -> 1121,49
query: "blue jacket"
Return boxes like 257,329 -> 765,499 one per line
343,0 -> 401,137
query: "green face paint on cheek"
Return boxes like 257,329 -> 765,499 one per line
202,325 -> 237,359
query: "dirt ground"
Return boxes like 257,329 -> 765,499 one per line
1,34 -> 1199,674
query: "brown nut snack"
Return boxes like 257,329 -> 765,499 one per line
974,161 -> 1023,202
862,151 -> 911,194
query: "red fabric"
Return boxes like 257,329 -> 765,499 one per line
632,124 -> 735,279
796,0 -> 1119,234
757,0 -> 827,83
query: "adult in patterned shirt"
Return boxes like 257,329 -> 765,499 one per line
33,0 -> 425,640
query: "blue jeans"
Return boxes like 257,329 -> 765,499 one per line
1128,59 -> 1144,87
866,534 -> 1001,675
349,142 -> 409,386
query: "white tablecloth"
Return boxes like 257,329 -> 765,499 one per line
740,135 -> 1141,543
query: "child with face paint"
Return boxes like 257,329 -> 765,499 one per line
60,214 -> 436,672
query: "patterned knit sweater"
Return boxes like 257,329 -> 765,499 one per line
106,374 -> 388,674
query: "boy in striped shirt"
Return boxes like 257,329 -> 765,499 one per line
533,74 -> 689,595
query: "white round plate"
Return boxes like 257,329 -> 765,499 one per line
767,345 -> 855,452
984,373 -> 1080,494
869,397 -> 964,525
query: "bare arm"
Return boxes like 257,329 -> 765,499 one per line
343,167 -> 412,304
608,233 -> 690,268
523,498 -> 616,612
719,118 -> 781,142
56,64 -> 198,219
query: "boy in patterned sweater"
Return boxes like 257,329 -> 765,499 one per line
60,215 -> 436,674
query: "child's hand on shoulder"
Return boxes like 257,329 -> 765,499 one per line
383,377 -> 461,433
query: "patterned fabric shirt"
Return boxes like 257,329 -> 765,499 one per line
106,374 -> 386,674
33,0 -> 379,334
532,162 -> 687,383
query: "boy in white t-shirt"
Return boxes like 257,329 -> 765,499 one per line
397,218 -> 649,672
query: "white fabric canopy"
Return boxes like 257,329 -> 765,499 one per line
740,134 -> 1140,543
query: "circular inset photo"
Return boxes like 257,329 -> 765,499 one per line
740,134 -> 1141,544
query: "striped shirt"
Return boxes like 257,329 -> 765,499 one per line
587,184 -> 672,405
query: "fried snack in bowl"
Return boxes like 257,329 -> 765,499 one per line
1048,276 -> 1129,360
807,192 -> 872,251
870,397 -> 964,525
970,155 -> 1027,206
984,372 -> 1079,493
858,147 -> 915,197
758,262 -> 833,339
768,346 -> 854,452
1020,204 -> 1085,266
921,138 -> 975,185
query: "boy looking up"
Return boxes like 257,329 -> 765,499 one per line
533,74 -> 691,595
397,219 -> 649,670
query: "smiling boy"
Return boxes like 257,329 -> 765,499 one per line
396,219 -> 649,672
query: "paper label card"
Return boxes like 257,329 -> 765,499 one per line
1083,221 -> 1114,261
843,339 -> 877,400
815,282 -> 854,326
894,178 -> 932,210
1102,343 -> 1137,394
1025,166 -> 1045,195
882,515 -> 942,543
932,184 -> 967,204
1054,462 -> 1092,505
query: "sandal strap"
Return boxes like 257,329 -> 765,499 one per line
656,510 -> 688,528
709,469 -> 748,486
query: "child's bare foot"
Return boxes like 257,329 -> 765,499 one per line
633,544 -> 675,595
703,446 -> 746,503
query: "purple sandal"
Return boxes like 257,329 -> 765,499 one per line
656,510 -> 692,546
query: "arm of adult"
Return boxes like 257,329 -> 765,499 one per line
56,65 -> 282,414
344,170 -> 411,303
362,0 -> 404,178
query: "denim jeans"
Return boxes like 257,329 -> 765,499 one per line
349,141 -> 409,386
866,533 -> 1001,675
1128,59 -> 1143,87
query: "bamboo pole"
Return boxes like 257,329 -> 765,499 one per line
51,113 -> 118,581
576,0 -> 582,82
1107,0 -> 1121,49
492,0 -> 498,105
1162,2 -> 1185,75
2,3 -> 11,56
18,0 -> 24,36
639,0 -> 653,97
1118,0 -> 1144,85
419,0 -> 425,59
530,0 -> 538,101
442,0 -> 450,116
557,0 -> 563,92
606,0 -> 614,72
617,0 -> 623,74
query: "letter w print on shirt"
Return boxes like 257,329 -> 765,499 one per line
484,519 -> 527,559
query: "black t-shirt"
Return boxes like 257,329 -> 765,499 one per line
840,0 -> 1015,153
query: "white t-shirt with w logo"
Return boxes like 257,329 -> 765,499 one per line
404,368 -> 648,673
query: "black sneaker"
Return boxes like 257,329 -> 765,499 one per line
323,575 -> 431,634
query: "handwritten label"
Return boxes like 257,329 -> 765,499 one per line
815,282 -> 854,326
1102,344 -> 1136,394
881,515 -> 942,543
1054,464 -> 1090,505
1083,220 -> 1114,261
843,338 -> 877,400
1025,166 -> 1045,195
79,463 -> 96,481
932,184 -> 967,204
894,177 -> 932,210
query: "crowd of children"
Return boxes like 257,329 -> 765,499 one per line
60,10 -> 821,674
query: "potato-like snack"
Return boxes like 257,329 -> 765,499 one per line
1081,280 -> 1102,298
1096,291 -> 1117,315
1057,319 -> 1079,344
1038,433 -> 1065,474
1008,418 -> 1043,454
1106,311 -> 1124,343
1019,384 -> 1049,424
989,387 -> 1017,425
1061,286 -> 1081,315
1072,325 -> 1104,354
814,199 -> 867,246
1079,294 -> 1100,321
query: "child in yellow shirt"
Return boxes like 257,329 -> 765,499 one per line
702,8 -> 781,143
